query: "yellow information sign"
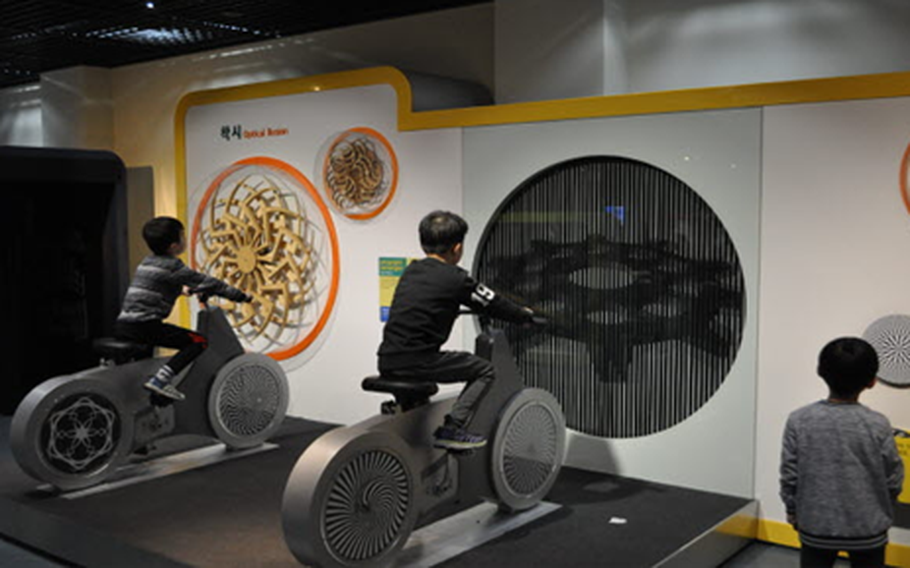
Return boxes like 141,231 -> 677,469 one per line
379,257 -> 416,321
896,432 -> 910,504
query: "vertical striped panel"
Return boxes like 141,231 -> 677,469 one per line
474,157 -> 745,438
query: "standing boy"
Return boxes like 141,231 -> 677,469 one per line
116,217 -> 251,401
378,211 -> 536,450
780,337 -> 904,568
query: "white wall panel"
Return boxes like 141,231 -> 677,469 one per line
463,108 -> 761,497
760,97 -> 910,542
0,85 -> 42,147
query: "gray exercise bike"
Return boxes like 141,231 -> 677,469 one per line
10,291 -> 290,491
282,314 -> 566,568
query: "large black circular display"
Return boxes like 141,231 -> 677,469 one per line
474,156 -> 746,438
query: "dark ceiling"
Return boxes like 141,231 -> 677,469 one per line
0,0 -> 491,90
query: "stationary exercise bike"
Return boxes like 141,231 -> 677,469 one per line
282,313 -> 566,568
10,288 -> 290,491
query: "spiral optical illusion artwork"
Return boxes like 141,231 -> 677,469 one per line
321,127 -> 398,220
475,156 -> 746,438
191,157 -> 340,361
500,402 -> 561,496
863,314 -> 910,387
41,394 -> 119,474
323,449 -> 410,562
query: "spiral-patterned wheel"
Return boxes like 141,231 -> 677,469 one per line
208,353 -> 289,448
491,388 -> 566,512
323,449 -> 411,563
11,376 -> 133,490
283,429 -> 417,568
863,314 -> 910,387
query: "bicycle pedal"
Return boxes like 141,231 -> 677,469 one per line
446,447 -> 475,457
134,443 -> 157,457
149,393 -> 173,407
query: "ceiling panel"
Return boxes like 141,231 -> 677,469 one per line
0,0 -> 490,89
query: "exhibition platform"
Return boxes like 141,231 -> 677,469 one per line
0,417 -> 755,567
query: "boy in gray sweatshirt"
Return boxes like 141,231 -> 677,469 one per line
780,337 -> 904,568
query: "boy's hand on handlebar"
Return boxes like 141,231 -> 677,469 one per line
530,314 -> 549,326
521,307 -> 549,328
182,285 -> 193,296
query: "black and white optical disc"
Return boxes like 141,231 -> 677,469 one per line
863,314 -> 910,387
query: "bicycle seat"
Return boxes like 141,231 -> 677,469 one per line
362,376 -> 439,398
93,338 -> 152,362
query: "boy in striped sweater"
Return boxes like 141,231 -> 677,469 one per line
115,217 -> 251,401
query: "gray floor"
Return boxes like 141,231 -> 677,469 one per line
0,537 -> 69,567
0,415 -> 833,568
0,535 -> 828,568
721,541 -> 851,568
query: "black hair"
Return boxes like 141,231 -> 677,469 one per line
142,216 -> 184,256
419,211 -> 468,255
817,337 -> 879,397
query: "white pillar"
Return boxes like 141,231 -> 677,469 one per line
0,84 -> 43,146
40,66 -> 113,149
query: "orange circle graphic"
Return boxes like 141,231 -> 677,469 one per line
321,126 -> 399,220
190,156 -> 340,361
901,141 -> 910,216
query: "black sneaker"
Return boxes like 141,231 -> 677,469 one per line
433,425 -> 487,450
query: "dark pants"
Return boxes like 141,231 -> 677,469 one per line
115,321 -> 208,376
382,351 -> 495,428
800,544 -> 887,568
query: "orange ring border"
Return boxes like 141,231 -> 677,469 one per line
321,126 -> 399,220
901,141 -> 910,216
189,156 -> 341,361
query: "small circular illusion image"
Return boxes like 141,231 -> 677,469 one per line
474,156 -> 746,439
320,127 -> 399,220
864,314 -> 910,387
190,157 -> 340,361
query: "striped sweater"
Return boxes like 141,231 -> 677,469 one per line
117,255 -> 246,323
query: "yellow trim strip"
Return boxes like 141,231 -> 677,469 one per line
406,71 -> 910,130
174,67 -> 910,136
172,66 -> 910,324
757,518 -> 800,549
758,519 -> 910,567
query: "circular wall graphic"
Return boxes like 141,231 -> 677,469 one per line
474,156 -> 746,438
191,157 -> 340,361
900,141 -> 910,216
320,127 -> 399,220
863,314 -> 910,387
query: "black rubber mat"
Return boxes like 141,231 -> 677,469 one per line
1,417 -> 750,567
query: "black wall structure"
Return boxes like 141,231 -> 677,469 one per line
0,146 -> 129,415
474,156 -> 746,438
